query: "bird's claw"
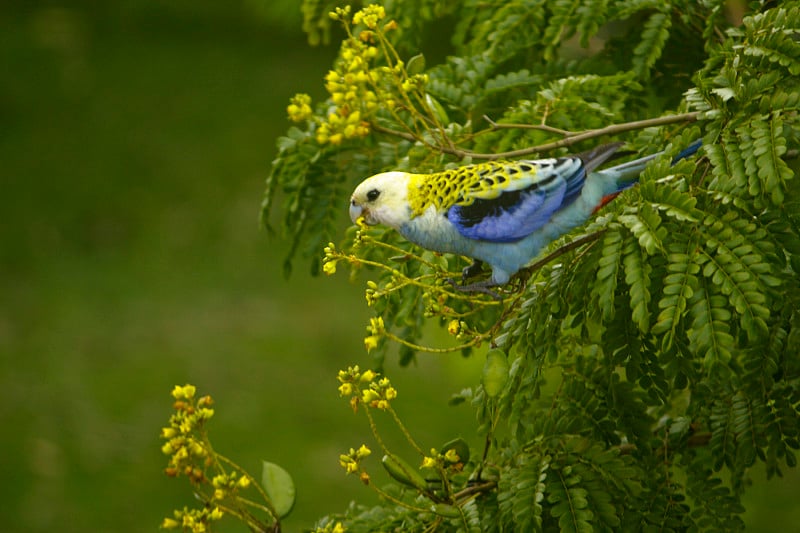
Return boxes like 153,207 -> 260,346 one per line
461,260 -> 485,284
445,277 -> 503,300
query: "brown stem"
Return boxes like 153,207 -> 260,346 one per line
453,480 -> 498,501
373,112 -> 700,160
482,115 -> 574,136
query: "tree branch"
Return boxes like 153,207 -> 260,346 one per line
482,115 -> 574,136
453,480 -> 498,502
372,112 -> 700,160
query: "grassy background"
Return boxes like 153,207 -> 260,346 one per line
1,2 -> 799,531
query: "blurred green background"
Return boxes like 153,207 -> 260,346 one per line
2,1 -> 799,531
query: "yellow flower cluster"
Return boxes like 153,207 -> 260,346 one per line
420,447 -> 462,470
401,73 -> 429,93
339,443 -> 372,475
337,365 -> 397,410
161,506 -> 223,532
353,4 -> 386,29
287,4 -> 399,146
360,376 -> 398,410
210,472 -> 251,501
161,385 -> 215,481
322,242 -> 338,275
316,35 -> 378,145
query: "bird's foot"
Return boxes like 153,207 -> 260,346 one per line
445,277 -> 502,300
461,259 -> 486,284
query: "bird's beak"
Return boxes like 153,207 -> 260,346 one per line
349,200 -> 364,224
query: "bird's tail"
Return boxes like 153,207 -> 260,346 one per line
593,139 -> 702,212
607,138 -> 702,184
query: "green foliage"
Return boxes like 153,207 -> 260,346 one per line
266,1 -> 800,531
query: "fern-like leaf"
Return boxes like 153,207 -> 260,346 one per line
622,230 -> 652,333
632,10 -> 671,78
652,237 -> 700,352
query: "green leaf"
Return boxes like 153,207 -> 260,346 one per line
406,53 -> 426,76
440,437 -> 471,464
632,10 -> 671,78
261,461 -> 296,518
623,231 -> 652,333
483,348 -> 510,398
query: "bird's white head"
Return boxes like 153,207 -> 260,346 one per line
349,171 -> 412,229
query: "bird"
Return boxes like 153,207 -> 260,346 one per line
349,140 -> 702,290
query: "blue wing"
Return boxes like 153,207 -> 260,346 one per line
447,157 -> 586,243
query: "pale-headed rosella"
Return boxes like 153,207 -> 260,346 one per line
349,140 -> 702,289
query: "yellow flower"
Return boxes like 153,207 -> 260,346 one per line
213,488 -> 225,500
197,395 -> 214,407
384,387 -> 397,400
360,369 -> 376,383
338,382 -> 353,396
287,93 -> 312,122
174,446 -> 189,461
364,335 -> 380,352
188,439 -> 205,457
161,517 -> 180,529
172,384 -> 196,400
361,389 -> 380,403
444,448 -> 461,463
209,507 -> 224,521
421,456 -> 437,469
356,444 -> 372,459
323,260 -> 337,275
447,320 -> 460,335
369,316 -> 385,334
332,522 -> 346,533
237,475 -> 251,489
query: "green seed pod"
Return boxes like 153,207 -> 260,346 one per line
381,454 -> 428,491
431,503 -> 461,518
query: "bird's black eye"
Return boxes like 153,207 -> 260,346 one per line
366,189 -> 380,202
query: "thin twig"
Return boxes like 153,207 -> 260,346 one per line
373,112 -> 700,160
453,480 -> 498,501
482,115 -> 574,136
